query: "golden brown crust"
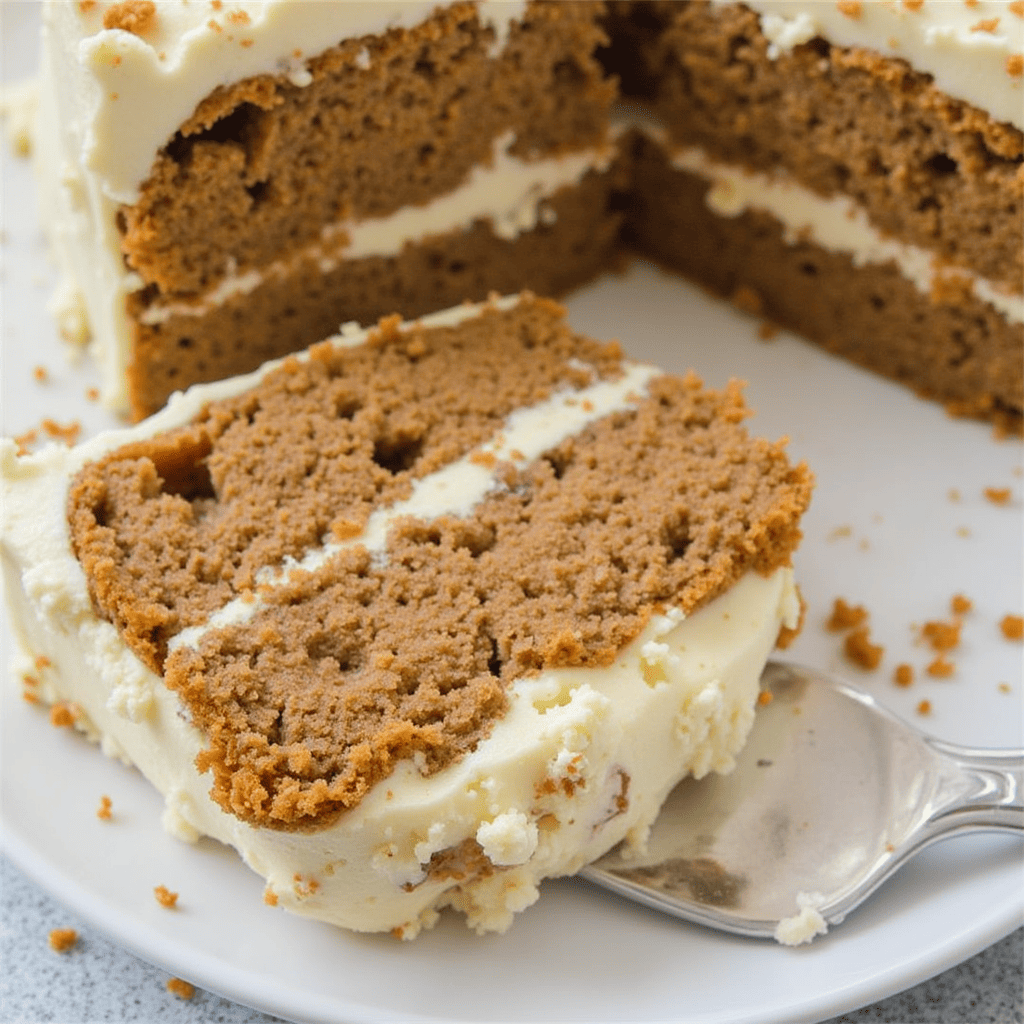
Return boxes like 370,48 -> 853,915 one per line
68,297 -> 812,829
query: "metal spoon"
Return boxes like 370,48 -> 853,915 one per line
581,660 -> 1023,940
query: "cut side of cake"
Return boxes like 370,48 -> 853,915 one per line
35,1 -> 1022,429
1,294 -> 812,937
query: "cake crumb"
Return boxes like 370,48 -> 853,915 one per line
902,0 -> 924,9
774,892 -> 828,945
950,593 -> 972,616
33,365 -> 48,383
96,795 -> 113,821
730,284 -> 763,316
85,386 -> 100,402
48,928 -> 78,952
827,524 -> 853,540
998,682 -> 1012,694
837,1 -> 862,18
947,488 -> 961,502
926,655 -> 955,678
971,17 -> 1000,32
1011,1 -> 1024,17
757,690 -> 774,706
844,626 -> 883,670
41,418 -> 82,446
916,699 -> 932,716
154,885 -> 179,909
956,526 -> 971,538
1008,54 -> 1024,77
263,888 -> 279,906
893,663 -> 914,688
826,597 -> 867,632
79,1 -> 97,12
921,619 -> 961,652
999,615 -> 1023,641
984,487 -> 1012,505
103,0 -> 157,35
166,978 -> 195,1000
34,654 -> 51,670
49,703 -> 77,727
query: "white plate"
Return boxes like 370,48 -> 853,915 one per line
2,6 -> 1022,1023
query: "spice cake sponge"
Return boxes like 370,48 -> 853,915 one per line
1,294 -> 812,936
35,0 -> 1023,428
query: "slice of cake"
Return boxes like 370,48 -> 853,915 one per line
611,0 -> 1023,430
34,1 -> 1022,430
37,0 -> 623,418
1,294 -> 812,937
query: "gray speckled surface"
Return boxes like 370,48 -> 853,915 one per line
2,856 -> 1020,1024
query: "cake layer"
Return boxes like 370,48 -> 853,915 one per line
2,294 -> 811,935
126,157 -> 630,417
627,133 -> 1023,428
607,0 -> 1023,290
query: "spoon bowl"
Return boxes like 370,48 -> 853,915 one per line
581,660 -> 1023,940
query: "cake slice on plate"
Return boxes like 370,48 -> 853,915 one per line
1,294 -> 812,937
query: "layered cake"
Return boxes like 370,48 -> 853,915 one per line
1,294 -> 812,936
35,1 -> 1023,428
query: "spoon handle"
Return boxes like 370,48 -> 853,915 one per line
923,740 -> 1024,837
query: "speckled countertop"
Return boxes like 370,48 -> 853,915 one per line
1,856 -> 1020,1024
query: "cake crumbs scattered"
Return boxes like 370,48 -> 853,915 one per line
49,702 -> 77,727
48,928 -> 78,952
970,17 -> 1001,33
893,663 -> 914,688
33,365 -> 48,383
844,626 -> 884,670
916,699 -> 932,716
827,525 -> 853,540
35,654 -> 51,670
96,795 -> 113,821
85,387 -> 100,402
947,488 -> 961,502
998,682 -> 1012,694
166,978 -> 196,1000
1008,54 -> 1024,78
956,526 -> 971,538
926,655 -> 956,678
1010,2 -> 1024,18
154,885 -> 179,909
103,0 -> 157,35
757,690 -> 774,706
983,487 -> 1012,505
902,0 -> 924,10
41,418 -> 82,446
950,593 -> 973,616
825,597 -> 867,632
263,888 -> 279,906
78,1 -> 97,12
920,619 -> 961,652
1000,615 -> 1023,641
837,0 -> 862,18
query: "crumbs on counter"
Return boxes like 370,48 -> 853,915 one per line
33,365 -> 48,383
950,593 -> 973,616
916,699 -> 932,716
97,795 -> 113,821
998,682 -> 1013,694
154,885 -> 179,909
1000,614 -> 1023,641
85,386 -> 100,402
166,978 -> 196,1000
48,928 -> 78,953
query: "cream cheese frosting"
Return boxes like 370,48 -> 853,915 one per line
723,0 -> 1024,131
1,296 -> 801,937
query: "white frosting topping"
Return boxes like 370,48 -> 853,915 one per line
1,295 -> 800,937
722,0 -> 1024,130
45,0 -> 529,204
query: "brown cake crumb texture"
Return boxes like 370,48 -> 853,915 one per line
154,885 -> 179,909
102,0 -> 156,35
1001,614 -> 1024,641
844,626 -> 884,671
166,978 -> 196,1000
68,298 -> 812,830
48,928 -> 78,952
97,794 -> 113,820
